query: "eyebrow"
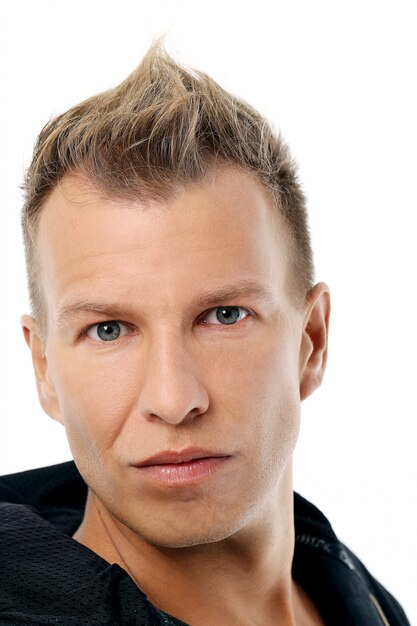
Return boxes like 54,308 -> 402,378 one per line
56,301 -> 134,333
191,280 -> 275,308
55,280 -> 275,331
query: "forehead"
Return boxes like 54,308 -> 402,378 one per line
36,167 -> 293,319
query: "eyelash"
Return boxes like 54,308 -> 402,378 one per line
78,306 -> 252,342
198,306 -> 250,326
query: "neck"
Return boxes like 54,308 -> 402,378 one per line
73,464 -> 318,625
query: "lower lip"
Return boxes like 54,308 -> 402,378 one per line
134,456 -> 231,485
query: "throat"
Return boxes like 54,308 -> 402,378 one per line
71,477 -> 324,626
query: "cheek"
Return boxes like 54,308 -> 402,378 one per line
49,347 -> 140,459
207,332 -> 301,451
208,326 -> 300,402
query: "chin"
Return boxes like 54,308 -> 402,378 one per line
143,524 -> 239,550
117,507 -> 245,550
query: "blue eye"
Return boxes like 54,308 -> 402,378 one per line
87,321 -> 123,342
204,306 -> 249,325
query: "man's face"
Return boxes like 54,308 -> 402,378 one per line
29,166 -> 323,548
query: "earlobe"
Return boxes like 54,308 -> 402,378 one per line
21,315 -> 63,425
299,283 -> 331,401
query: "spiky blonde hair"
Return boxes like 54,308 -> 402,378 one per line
22,41 -> 314,327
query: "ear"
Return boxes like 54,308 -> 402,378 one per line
299,282 -> 331,401
21,315 -> 63,425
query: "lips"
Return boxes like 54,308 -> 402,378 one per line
134,447 -> 229,467
132,451 -> 232,487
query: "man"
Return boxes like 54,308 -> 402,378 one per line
0,42 -> 410,625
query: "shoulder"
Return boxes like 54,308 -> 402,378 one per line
293,493 -> 411,625
0,503 -> 159,625
0,460 -> 86,507
343,544 -> 411,626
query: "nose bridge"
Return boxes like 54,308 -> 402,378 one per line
138,326 -> 209,424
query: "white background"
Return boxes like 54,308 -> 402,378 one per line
0,1 -> 416,622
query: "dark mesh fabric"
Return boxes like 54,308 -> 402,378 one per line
0,461 -> 411,625
0,503 -> 184,625
293,494 -> 411,625
0,462 -> 186,626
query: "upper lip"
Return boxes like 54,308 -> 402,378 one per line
134,447 -> 229,467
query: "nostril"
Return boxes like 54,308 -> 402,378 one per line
136,345 -> 209,424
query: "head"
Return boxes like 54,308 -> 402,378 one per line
21,42 -> 330,548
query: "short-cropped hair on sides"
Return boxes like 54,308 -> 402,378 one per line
21,39 -> 315,332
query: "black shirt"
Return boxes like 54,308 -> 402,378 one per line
0,461 -> 410,625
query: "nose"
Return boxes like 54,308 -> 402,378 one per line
137,332 -> 209,425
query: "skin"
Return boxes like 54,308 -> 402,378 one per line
23,166 -> 330,626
